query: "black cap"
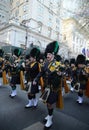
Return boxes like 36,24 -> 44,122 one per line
76,54 -> 86,65
30,47 -> 40,60
13,48 -> 21,57
45,41 -> 59,57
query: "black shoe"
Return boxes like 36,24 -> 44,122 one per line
44,125 -> 52,130
76,100 -> 79,103
76,100 -> 83,105
78,102 -> 83,105
33,104 -> 38,108
25,106 -> 33,108
9,95 -> 16,98
43,118 -> 47,123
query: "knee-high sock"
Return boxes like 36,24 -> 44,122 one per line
48,108 -> 53,116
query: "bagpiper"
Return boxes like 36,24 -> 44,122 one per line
69,58 -> 76,92
25,47 -> 41,108
9,48 -> 25,98
75,54 -> 88,104
33,41 -> 63,130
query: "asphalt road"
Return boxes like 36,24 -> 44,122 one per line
0,79 -> 89,130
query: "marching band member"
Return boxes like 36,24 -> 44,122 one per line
25,47 -> 41,108
9,48 -> 25,98
37,53 -> 45,91
75,54 -> 88,104
85,60 -> 89,97
0,49 -> 4,86
38,53 -> 45,67
24,54 -> 30,84
69,58 -> 76,92
33,41 -> 62,130
64,59 -> 71,82
2,54 -> 12,85
62,59 -> 70,95
55,54 -> 62,63
85,60 -> 89,73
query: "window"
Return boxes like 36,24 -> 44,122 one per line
16,1 -> 20,6
23,5 -> 29,12
56,32 -> 59,40
22,13 -> 29,20
37,4 -> 44,22
37,22 -> 42,33
48,27 -> 52,37
47,11 -> 53,27
48,11 -> 53,21
47,21 -> 52,27
15,9 -> 19,17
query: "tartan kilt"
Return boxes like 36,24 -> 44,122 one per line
30,82 -> 39,94
80,83 -> 87,90
47,91 -> 58,104
10,74 -> 20,84
0,72 -> 2,77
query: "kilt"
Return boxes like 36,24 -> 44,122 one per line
47,91 -> 58,104
30,82 -> 39,94
0,72 -> 2,77
80,83 -> 87,90
10,74 -> 20,84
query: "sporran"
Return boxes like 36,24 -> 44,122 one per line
73,82 -> 80,92
39,88 -> 50,103
24,82 -> 31,93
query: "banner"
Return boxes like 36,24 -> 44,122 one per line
86,49 -> 89,58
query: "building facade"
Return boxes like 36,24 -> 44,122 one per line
0,0 -> 62,53
61,18 -> 89,58
0,0 -> 89,59
0,0 -> 11,26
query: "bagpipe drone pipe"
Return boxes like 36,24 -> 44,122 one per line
58,65 -> 70,93
0,49 -> 10,85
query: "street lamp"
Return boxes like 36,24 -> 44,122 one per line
20,22 -> 28,50
25,27 -> 28,50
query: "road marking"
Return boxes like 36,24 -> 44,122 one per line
23,121 -> 44,130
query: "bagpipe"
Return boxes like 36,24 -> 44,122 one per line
39,63 -> 68,104
38,61 -> 60,103
38,63 -> 44,92
20,57 -> 44,92
13,48 -> 25,90
0,49 -> 10,85
2,70 -> 9,85
2,48 -> 25,89
39,68 -> 64,109
73,82 -> 80,92
58,65 -> 70,93
73,67 -> 88,93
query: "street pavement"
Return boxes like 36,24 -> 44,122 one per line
0,78 -> 89,130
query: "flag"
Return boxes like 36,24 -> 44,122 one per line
86,49 -> 89,58
82,48 -> 86,56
